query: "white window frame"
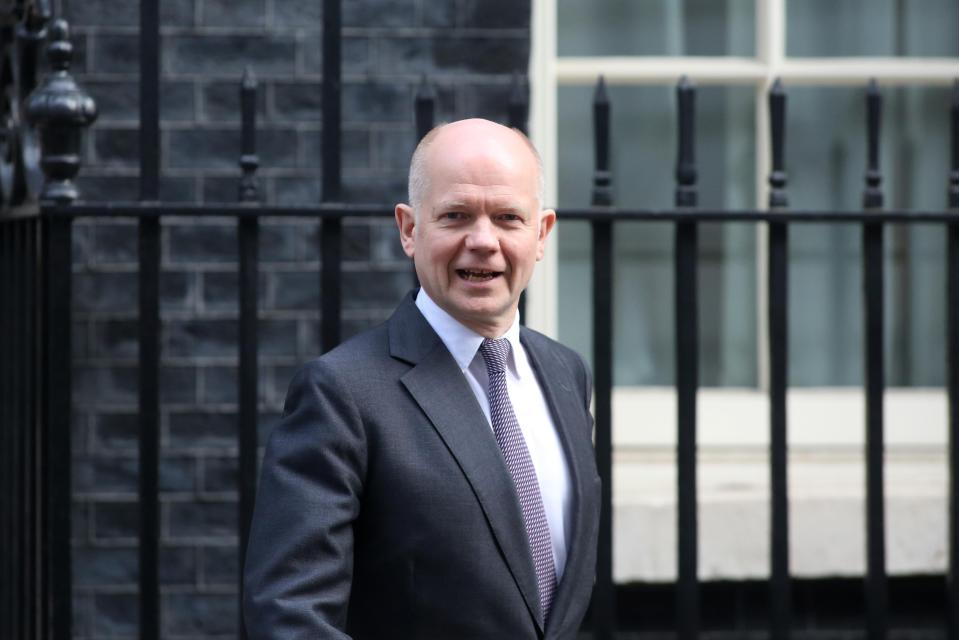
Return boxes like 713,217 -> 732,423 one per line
525,0 -> 956,451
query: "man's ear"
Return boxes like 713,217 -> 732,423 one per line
395,203 -> 416,258
535,208 -> 556,261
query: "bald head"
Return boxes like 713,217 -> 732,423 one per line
407,118 -> 545,215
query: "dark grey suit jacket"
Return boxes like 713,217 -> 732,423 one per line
243,292 -> 600,639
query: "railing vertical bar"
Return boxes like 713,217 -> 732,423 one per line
590,75 -> 615,640
27,217 -> 40,640
238,68 -> 260,640
321,0 -> 342,351
42,214 -> 73,640
508,73 -> 530,324
13,219 -> 25,640
862,79 -> 887,640
767,78 -> 791,640
946,78 -> 959,640
238,216 -> 258,639
675,76 -> 700,640
138,214 -> 161,640
138,0 -> 162,634
1,221 -> 11,640
140,0 -> 160,201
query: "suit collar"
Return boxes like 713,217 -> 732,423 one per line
391,292 -> 546,631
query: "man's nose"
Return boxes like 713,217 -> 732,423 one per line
464,219 -> 498,251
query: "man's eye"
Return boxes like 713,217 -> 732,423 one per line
443,211 -> 464,220
500,213 -> 522,222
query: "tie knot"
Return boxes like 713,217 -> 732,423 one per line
480,338 -> 510,374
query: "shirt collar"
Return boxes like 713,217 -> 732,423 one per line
415,288 -> 524,378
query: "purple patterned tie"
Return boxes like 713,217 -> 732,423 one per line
480,338 -> 557,622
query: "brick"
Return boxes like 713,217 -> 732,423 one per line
92,500 -> 137,539
261,222 -> 300,262
161,0 -> 195,26
168,500 -> 237,537
72,501 -> 88,541
168,411 -> 237,448
272,270 -> 318,310
74,271 -> 137,311
94,412 -> 138,451
74,546 -> 138,587
73,365 -> 138,406
342,80 -> 410,123
299,218 -> 372,262
273,176 -> 321,205
260,318 -> 299,356
93,592 -> 138,636
273,82 -> 321,121
461,81 -> 518,122
86,80 -> 195,123
93,220 -> 137,263
419,0 -> 456,28
461,0 -> 530,28
160,545 -> 197,585
160,365 -> 198,404
73,593 -> 93,636
93,34 -> 140,74
303,35 -> 373,74
164,318 -> 238,357
72,221 -> 93,266
167,222 -> 238,263
73,320 -> 88,359
343,0 -> 416,27
300,128 -> 371,169
378,36 -> 529,75
161,270 -> 197,312
342,268 -> 410,309
166,35 -> 297,76
68,33 -> 88,74
201,80 -> 267,122
75,176 -> 192,203
168,127 -> 298,169
94,127 -> 139,165
341,172 -> 406,203
200,0 -> 265,27
371,219 -> 409,261
373,127 -> 416,170
258,410 -> 282,443
160,456 -> 197,491
164,592 -> 237,635
200,365 -> 237,403
62,0 -> 137,27
273,0 -> 322,27
202,175 -> 246,203
200,544 -> 238,585
201,270 -> 237,310
74,456 -> 137,493
201,456 -> 238,492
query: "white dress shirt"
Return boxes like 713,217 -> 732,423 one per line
415,290 -> 572,579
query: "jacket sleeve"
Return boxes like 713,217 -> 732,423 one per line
243,358 -> 367,639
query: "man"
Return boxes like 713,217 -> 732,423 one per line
244,118 -> 600,639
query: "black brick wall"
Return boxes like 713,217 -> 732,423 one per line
58,0 -> 530,636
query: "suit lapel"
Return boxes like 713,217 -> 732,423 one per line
521,330 -> 597,636
390,295 -> 545,632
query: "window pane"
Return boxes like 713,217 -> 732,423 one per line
556,84 -> 757,387
786,86 -> 949,386
787,0 -> 959,57
557,0 -> 755,57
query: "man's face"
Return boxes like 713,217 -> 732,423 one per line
395,120 -> 556,337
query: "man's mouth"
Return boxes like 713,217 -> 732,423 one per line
456,269 -> 501,282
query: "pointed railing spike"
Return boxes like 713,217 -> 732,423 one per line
507,73 -> 528,134
591,75 -> 612,207
675,76 -> 697,208
863,78 -> 883,210
239,66 -> 259,203
949,79 -> 959,209
768,77 -> 788,209
414,75 -> 437,142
